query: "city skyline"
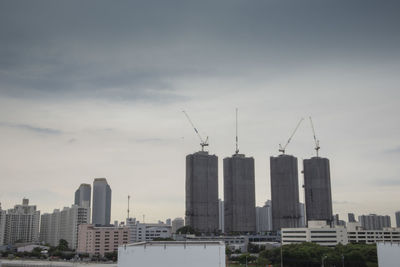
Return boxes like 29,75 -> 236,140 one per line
1,0 -> 400,223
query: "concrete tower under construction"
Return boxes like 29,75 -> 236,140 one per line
224,154 -> 256,233
303,157 -> 333,224
185,151 -> 219,233
270,154 -> 301,231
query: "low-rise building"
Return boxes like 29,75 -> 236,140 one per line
125,218 -> 171,243
347,222 -> 400,244
282,221 -> 348,247
171,218 -> 184,234
77,224 -> 129,257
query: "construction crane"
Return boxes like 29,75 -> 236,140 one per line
279,118 -> 304,154
309,116 -> 320,157
235,108 -> 239,154
182,110 -> 209,151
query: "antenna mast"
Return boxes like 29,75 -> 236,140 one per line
279,118 -> 304,154
235,108 -> 239,154
127,195 -> 130,219
182,110 -> 209,151
309,116 -> 320,157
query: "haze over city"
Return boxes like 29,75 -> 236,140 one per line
0,0 -> 399,224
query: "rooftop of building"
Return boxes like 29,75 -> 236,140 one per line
124,241 -> 225,247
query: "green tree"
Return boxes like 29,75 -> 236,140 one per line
57,239 -> 69,251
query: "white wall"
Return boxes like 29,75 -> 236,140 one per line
118,242 -> 226,267
377,242 -> 400,267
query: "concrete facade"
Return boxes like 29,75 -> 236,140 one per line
218,199 -> 224,233
125,218 -> 171,243
377,242 -> 400,267
77,224 -> 129,256
118,241 -> 226,267
358,214 -> 391,230
40,205 -> 90,249
172,218 -> 184,234
396,211 -> 400,228
92,178 -> 111,226
303,157 -> 333,224
256,200 -> 272,233
4,199 -> 40,245
348,213 -> 356,222
185,151 -> 219,234
270,154 -> 301,230
74,183 -> 91,208
224,154 -> 256,233
0,204 -> 5,246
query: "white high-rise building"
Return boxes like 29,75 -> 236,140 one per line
299,202 -> 306,227
4,199 -> 40,245
256,200 -> 272,233
0,203 -> 6,246
172,217 -> 184,233
40,204 -> 90,249
92,178 -> 111,226
358,214 -> 391,230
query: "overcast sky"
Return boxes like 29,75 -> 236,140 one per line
0,0 -> 399,224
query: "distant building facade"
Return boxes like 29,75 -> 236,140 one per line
77,224 -> 129,256
348,213 -> 356,223
396,211 -> 400,228
299,203 -> 306,227
92,178 -> 111,226
0,204 -> 6,246
303,157 -> 333,224
256,200 -> 272,233
172,218 -> 184,234
40,204 -> 90,249
185,151 -> 219,233
125,218 -> 171,243
218,199 -> 224,233
224,154 -> 256,233
358,214 -> 391,230
270,154 -> 301,230
4,199 -> 40,245
74,183 -> 91,208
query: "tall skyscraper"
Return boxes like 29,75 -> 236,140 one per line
303,157 -> 333,224
4,198 -> 40,245
0,204 -> 6,246
224,154 -> 256,233
185,151 -> 219,233
358,214 -> 391,230
348,213 -> 356,222
256,200 -> 272,233
396,211 -> 400,228
92,178 -> 112,226
270,154 -> 301,230
75,184 -> 91,208
218,199 -> 224,233
298,202 -> 306,227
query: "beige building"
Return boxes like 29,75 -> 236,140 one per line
77,224 -> 129,256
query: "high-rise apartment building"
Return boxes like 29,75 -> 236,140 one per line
348,213 -> 356,223
185,151 -> 219,233
256,200 -> 272,233
40,205 -> 90,249
92,178 -> 111,226
4,199 -> 40,245
75,183 -> 91,208
303,157 -> 333,224
358,214 -> 391,230
396,211 -> 400,228
299,203 -> 306,227
218,199 -> 224,233
0,204 -> 6,246
172,217 -> 184,233
125,218 -> 171,243
224,154 -> 256,233
270,154 -> 301,230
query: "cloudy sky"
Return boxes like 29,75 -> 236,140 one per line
0,0 -> 399,224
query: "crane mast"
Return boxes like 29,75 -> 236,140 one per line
235,108 -> 239,154
279,118 -> 304,154
309,116 -> 320,157
182,110 -> 209,151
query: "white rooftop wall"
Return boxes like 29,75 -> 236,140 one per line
118,242 -> 225,267
377,242 -> 400,267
